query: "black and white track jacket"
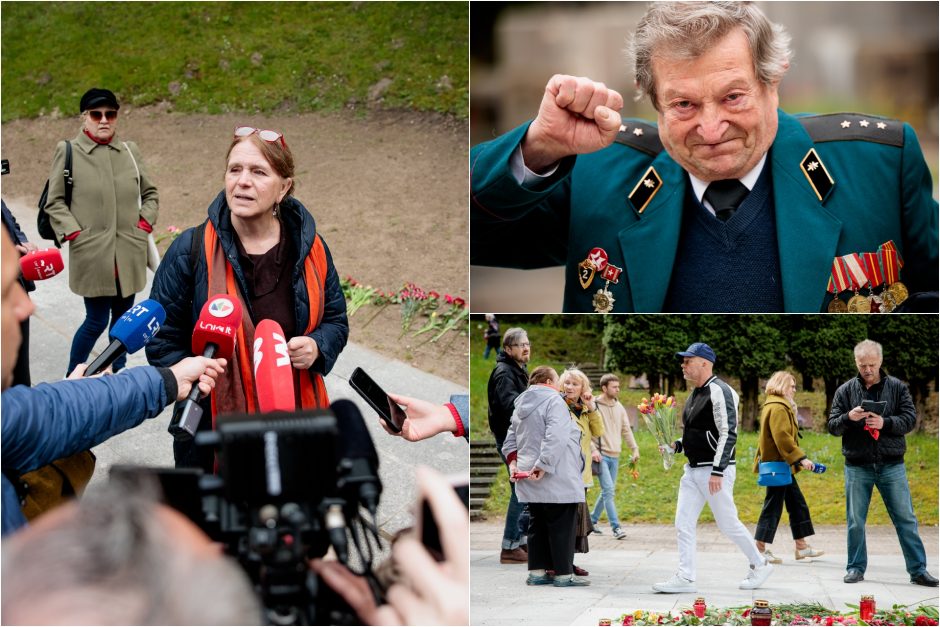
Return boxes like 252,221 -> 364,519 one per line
675,375 -> 739,476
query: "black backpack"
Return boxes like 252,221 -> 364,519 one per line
37,141 -> 72,248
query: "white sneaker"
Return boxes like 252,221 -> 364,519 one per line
652,573 -> 696,593
613,527 -> 627,540
739,561 -> 774,589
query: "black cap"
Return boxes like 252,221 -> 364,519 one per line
80,88 -> 120,112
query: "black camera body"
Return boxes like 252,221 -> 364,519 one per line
113,406 -> 384,625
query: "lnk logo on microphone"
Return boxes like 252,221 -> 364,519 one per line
208,298 -> 235,318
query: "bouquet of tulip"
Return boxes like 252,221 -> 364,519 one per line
637,393 -> 680,470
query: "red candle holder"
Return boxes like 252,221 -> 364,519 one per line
860,595 -> 876,621
693,597 -> 707,618
751,600 -> 772,626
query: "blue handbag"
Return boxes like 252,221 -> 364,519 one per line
757,461 -> 792,486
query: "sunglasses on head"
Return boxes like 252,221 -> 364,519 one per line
87,110 -> 118,122
234,126 -> 287,148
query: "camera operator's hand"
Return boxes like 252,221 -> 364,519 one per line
169,357 -> 227,401
384,393 -> 456,441
385,466 -> 469,625
311,560 -> 401,625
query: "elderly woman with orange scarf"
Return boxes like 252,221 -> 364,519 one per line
146,126 -> 348,471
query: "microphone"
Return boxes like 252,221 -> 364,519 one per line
253,319 -> 296,413
330,399 -> 382,519
172,294 -> 243,440
19,248 -> 64,281
84,300 -> 166,376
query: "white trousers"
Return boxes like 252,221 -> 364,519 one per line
675,464 -> 763,581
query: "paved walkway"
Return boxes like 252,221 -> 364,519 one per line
8,198 -> 468,543
471,517 -> 940,625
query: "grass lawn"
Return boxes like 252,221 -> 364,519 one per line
470,326 -> 939,526
1,2 -> 467,121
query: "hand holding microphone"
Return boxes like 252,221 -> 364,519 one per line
171,295 -> 242,439
169,356 -> 228,401
19,248 -> 63,281
84,299 -> 166,376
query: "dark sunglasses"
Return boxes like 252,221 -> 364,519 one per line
87,110 -> 118,121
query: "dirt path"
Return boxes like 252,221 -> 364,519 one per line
1,108 -> 469,385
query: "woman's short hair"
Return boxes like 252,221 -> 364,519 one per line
559,368 -> 592,396
226,133 -> 295,199
765,371 -> 795,397
629,1 -> 792,109
529,365 -> 558,385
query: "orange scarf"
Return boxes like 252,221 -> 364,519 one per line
204,220 -> 330,428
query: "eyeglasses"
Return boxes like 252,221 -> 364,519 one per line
510,342 -> 531,348
87,110 -> 118,122
234,126 -> 287,148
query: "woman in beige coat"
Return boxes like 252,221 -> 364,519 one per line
44,88 -> 158,375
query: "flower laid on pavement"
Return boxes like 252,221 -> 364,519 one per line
608,602 -> 938,626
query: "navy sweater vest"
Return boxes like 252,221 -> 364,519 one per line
663,163 -> 783,312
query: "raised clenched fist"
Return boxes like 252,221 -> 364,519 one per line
521,74 -> 625,172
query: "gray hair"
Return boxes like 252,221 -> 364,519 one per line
2,476 -> 261,625
628,1 -> 792,109
502,326 -> 528,349
854,339 -> 884,360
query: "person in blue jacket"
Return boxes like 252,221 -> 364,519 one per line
146,128 -> 349,472
471,2 -> 937,313
0,232 -> 227,536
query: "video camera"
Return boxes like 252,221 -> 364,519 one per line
112,401 -> 384,625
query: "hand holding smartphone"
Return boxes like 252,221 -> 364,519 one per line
349,367 -> 407,433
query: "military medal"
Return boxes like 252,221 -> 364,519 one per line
578,259 -> 596,289
842,253 -> 872,314
826,258 -> 850,313
593,281 -> 615,313
602,263 -> 622,284
880,241 -> 908,309
587,247 -> 609,272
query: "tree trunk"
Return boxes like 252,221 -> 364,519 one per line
740,374 -> 760,431
801,373 -> 814,392
647,372 -> 661,396
824,377 -> 840,421
910,379 -> 930,432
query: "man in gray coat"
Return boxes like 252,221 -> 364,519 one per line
503,366 -> 587,588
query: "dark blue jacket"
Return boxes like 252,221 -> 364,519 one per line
1,200 -> 35,292
146,191 -> 348,375
1,367 -> 172,535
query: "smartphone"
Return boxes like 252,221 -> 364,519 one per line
349,367 -> 407,433
511,470 -> 531,480
1,160 -> 9,175
418,476 -> 469,562
861,399 -> 887,415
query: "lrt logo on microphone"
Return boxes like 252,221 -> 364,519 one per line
208,298 -> 234,318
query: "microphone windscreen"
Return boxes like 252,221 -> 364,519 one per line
192,294 -> 242,360
330,399 -> 380,467
19,248 -> 64,281
109,299 -> 167,352
253,319 -> 296,413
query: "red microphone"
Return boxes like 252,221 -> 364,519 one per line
253,319 -> 296,413
170,294 -> 243,440
19,248 -> 64,281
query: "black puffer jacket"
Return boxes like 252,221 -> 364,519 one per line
486,351 -> 528,446
827,371 -> 915,465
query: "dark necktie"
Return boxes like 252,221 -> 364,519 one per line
704,179 -> 749,222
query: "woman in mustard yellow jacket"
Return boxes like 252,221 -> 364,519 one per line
559,368 -> 604,575
753,371 -> 824,564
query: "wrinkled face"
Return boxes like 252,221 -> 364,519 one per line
855,352 -> 883,386
505,334 -> 531,364
2,235 -> 34,390
562,376 -> 582,400
653,29 -> 779,182
225,140 -> 291,221
602,380 -> 620,398
680,356 -> 710,383
82,107 -> 118,142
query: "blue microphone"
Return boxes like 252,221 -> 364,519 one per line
84,299 -> 166,376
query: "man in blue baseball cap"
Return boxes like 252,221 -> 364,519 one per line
652,342 -> 773,593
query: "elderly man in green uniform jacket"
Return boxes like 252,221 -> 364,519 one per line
471,2 -> 938,313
